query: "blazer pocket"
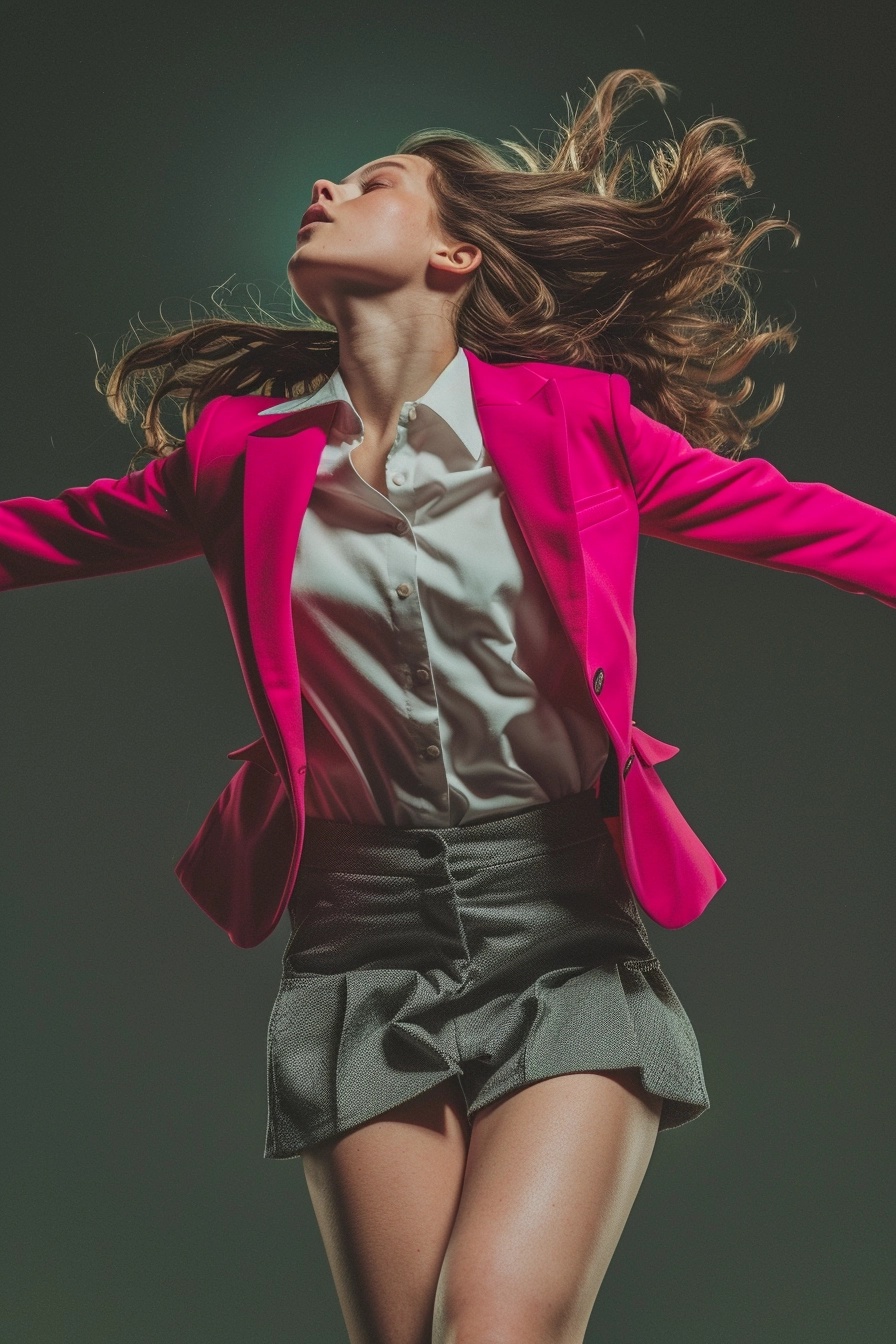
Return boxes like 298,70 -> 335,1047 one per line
226,734 -> 278,775
573,484 -> 628,529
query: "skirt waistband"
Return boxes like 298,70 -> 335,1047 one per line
297,787 -> 609,876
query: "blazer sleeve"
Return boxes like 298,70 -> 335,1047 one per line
609,373 -> 896,609
0,396 -> 229,592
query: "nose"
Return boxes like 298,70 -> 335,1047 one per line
309,178 -> 338,206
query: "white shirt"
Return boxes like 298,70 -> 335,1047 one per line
258,345 -> 610,826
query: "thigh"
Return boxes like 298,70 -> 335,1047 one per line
433,1068 -> 662,1344
301,1076 -> 472,1344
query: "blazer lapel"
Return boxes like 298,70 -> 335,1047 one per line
464,350 -> 589,652
242,404 -> 336,784
238,351 -> 588,795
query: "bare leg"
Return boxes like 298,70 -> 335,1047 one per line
301,1077 -> 472,1344
432,1067 -> 663,1344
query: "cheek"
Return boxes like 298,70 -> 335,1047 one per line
372,198 -> 430,250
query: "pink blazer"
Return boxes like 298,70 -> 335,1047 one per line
2,348 -> 894,946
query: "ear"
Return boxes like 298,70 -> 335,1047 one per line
429,240 -> 482,278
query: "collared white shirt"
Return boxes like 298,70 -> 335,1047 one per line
259,345 -> 609,825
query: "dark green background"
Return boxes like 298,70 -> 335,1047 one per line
1,1 -> 893,1339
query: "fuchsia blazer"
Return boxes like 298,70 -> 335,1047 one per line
2,348 -> 894,946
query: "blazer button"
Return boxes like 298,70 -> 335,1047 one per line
623,753 -> 635,778
592,667 -> 604,695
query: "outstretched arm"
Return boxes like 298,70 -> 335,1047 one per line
0,398 -> 227,591
609,374 -> 896,609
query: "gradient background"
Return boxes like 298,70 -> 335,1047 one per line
1,1 -> 893,1340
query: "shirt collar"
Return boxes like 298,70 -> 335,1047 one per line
257,345 -> 485,463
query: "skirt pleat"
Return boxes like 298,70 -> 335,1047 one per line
264,788 -> 710,1157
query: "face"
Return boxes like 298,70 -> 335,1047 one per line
287,152 -> 479,318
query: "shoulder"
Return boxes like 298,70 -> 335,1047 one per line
476,352 -> 627,405
500,355 -> 629,405
186,393 -> 291,465
487,354 -> 615,383
509,357 -> 631,426
525,359 -> 607,381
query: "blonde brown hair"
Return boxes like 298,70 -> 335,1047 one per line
99,68 -> 799,468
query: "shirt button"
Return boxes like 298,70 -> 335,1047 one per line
396,583 -> 412,598
592,667 -> 604,695
424,744 -> 441,759
392,473 -> 406,486
393,520 -> 409,535
414,666 -> 431,683
407,405 -> 417,421
623,754 -> 635,778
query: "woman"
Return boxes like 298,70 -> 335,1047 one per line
2,69 -> 893,1344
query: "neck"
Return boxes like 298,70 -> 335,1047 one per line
329,307 -> 460,444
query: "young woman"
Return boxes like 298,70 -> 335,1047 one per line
2,68 -> 893,1344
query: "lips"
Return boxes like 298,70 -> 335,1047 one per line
299,203 -> 332,229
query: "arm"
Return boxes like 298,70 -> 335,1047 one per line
0,397 -> 228,592
609,374 -> 896,609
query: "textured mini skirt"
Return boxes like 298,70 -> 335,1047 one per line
264,786 -> 710,1157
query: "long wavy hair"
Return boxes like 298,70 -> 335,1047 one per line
99,68 -> 799,469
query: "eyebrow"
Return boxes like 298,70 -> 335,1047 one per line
338,159 -> 410,185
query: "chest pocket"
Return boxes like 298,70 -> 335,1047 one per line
572,484 -> 629,529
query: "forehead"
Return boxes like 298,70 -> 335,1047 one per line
338,154 -> 424,185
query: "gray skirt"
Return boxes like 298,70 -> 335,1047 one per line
264,787 -> 710,1157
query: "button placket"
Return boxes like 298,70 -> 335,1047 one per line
389,431 -> 412,491
385,409 -> 450,820
388,519 -> 446,800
